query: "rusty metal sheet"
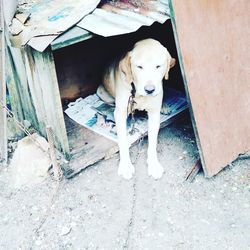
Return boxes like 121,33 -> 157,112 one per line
78,0 -> 170,37
170,0 -> 250,176
53,0 -> 170,50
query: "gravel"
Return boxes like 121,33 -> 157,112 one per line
0,117 -> 249,250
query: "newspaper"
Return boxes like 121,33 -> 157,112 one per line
64,88 -> 188,145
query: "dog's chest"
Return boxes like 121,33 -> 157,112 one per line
133,96 -> 152,111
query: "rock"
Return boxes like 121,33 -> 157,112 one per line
9,134 -> 51,188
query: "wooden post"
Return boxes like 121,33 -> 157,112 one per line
46,126 -> 62,181
185,159 -> 202,182
0,0 -> 7,164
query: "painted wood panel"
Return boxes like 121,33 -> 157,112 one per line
170,0 -> 250,176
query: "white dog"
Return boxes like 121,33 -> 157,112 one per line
97,38 -> 175,179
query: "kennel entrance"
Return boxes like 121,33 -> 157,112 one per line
52,20 -> 188,177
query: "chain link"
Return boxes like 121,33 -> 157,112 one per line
126,83 -> 144,165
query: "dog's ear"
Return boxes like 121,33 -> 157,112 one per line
170,57 -> 176,68
119,52 -> 133,83
164,57 -> 176,80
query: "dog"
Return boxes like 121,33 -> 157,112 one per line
97,38 -> 176,179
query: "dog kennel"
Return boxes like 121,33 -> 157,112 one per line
3,0 -> 250,178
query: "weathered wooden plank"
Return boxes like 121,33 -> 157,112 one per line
64,115 -> 117,178
5,46 -> 24,123
7,44 -> 39,129
170,0 -> 250,177
23,46 -> 47,135
2,0 -> 16,25
51,26 -> 93,51
24,47 -> 70,155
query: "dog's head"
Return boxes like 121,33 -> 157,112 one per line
120,38 -> 175,96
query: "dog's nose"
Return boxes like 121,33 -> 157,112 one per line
144,85 -> 155,95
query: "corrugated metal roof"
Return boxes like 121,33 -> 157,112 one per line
52,0 -> 170,50
78,0 -> 170,37
10,0 -> 170,52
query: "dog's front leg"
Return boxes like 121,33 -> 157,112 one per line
147,110 -> 164,179
114,107 -> 135,179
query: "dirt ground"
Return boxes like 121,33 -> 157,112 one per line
0,117 -> 249,250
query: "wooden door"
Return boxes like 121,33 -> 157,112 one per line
170,0 -> 250,176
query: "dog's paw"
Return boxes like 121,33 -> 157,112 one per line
118,161 -> 135,180
147,159 -> 164,179
160,103 -> 172,115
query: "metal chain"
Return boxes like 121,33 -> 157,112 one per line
127,82 -> 139,136
126,83 -> 144,164
127,95 -> 140,136
132,136 -> 144,165
124,83 -> 142,249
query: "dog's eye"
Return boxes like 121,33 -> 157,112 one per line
137,65 -> 143,69
156,65 -> 161,69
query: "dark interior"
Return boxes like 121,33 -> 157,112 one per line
53,19 -> 185,104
